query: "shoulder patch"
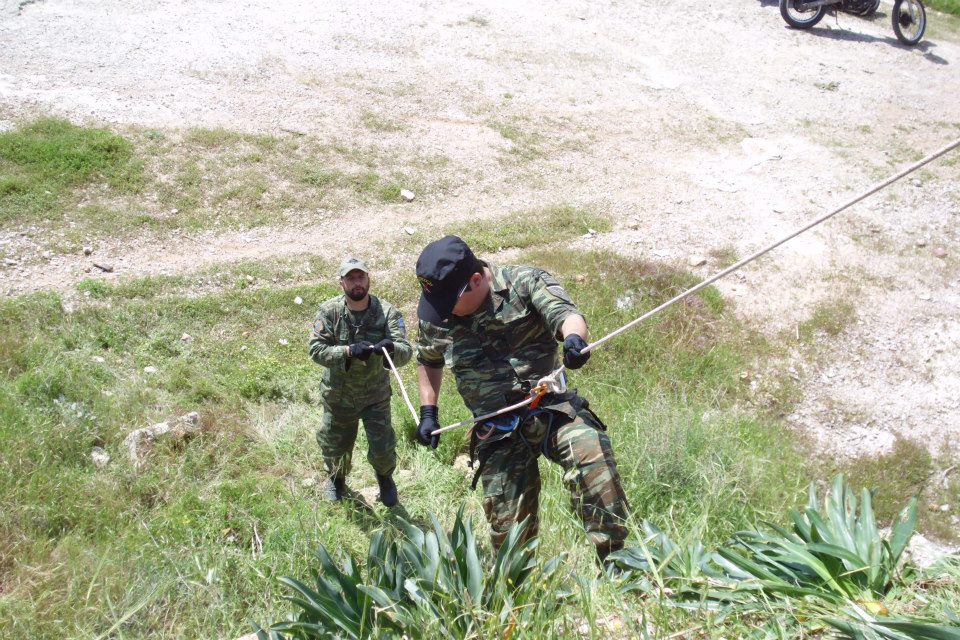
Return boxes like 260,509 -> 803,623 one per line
540,272 -> 573,303
397,317 -> 407,339
313,318 -> 326,334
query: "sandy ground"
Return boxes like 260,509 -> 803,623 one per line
1,0 -> 959,459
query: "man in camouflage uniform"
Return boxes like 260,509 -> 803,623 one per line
309,257 -> 412,507
412,236 -> 630,563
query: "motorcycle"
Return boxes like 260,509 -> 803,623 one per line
779,0 -> 926,46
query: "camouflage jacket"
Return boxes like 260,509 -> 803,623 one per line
309,295 -> 412,407
416,263 -> 583,416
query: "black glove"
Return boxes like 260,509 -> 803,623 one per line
417,405 -> 440,449
348,341 -> 375,361
562,334 -> 591,370
372,339 -> 395,356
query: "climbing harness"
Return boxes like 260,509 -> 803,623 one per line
382,349 -> 419,424
421,136 -> 960,436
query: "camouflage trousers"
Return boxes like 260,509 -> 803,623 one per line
316,396 -> 396,479
476,403 -> 630,559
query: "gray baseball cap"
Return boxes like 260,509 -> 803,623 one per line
338,257 -> 369,278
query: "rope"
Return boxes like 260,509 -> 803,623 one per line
382,349 -> 419,424
430,137 -> 960,435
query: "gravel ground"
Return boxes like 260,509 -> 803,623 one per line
1,0 -> 959,459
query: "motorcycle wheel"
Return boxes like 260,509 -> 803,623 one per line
779,0 -> 827,29
892,0 -> 926,45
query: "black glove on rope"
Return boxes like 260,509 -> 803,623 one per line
417,405 -> 440,449
562,334 -> 591,370
372,339 -> 394,355
348,341 -> 375,361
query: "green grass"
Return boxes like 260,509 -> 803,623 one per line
827,437 -> 960,544
797,297 -> 857,342
0,120 -> 447,239
927,0 -> 960,17
0,248 -> 815,637
0,118 -> 143,225
451,204 -> 611,253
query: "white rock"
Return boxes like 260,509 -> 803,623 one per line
92,355 -> 106,363
144,366 -> 158,374
400,189 -> 415,202
3,258 -> 16,266
83,246 -> 93,256
181,333 -> 193,342
404,226 -> 416,235
903,532 -> 959,570
91,446 -> 111,469
124,412 -> 201,469
301,477 -> 318,488
245,275 -> 254,283
278,338 -> 289,346
239,345 -> 248,352
294,296 -> 303,305
688,255 -> 707,267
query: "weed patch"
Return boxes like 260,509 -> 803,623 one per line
452,204 -> 610,253
0,118 -> 143,225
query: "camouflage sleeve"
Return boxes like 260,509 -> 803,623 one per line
528,269 -> 582,339
385,305 -> 412,367
308,305 -> 348,370
416,319 -> 451,369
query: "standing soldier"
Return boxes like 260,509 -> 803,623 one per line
309,257 -> 412,507
412,236 -> 630,565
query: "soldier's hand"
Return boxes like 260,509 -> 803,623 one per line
348,341 -> 375,361
417,405 -> 441,449
372,339 -> 395,356
562,334 -> 591,370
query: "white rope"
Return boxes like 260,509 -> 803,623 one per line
430,137 -> 960,435
382,349 -> 419,424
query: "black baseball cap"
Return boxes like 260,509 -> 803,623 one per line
416,235 -> 482,324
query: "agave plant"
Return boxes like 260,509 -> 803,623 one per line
608,475 -> 960,639
255,507 -> 569,639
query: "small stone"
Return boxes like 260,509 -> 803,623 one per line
42,250 -> 53,259
144,365 -> 158,374
301,477 -> 318,488
3,258 -> 17,266
688,255 -> 707,267
92,355 -> 106,363
404,226 -> 415,235
587,228 -> 597,235
278,338 -> 289,346
91,446 -> 111,469
245,275 -> 254,283
181,333 -> 193,342
919,293 -> 932,301
294,296 -> 303,305
83,246 -> 93,256
916,238 -> 927,248
93,262 -> 114,273
171,208 -> 179,214
940,504 -> 951,512
933,247 -> 947,258
400,189 -> 415,202
911,178 -> 922,188
239,345 -> 248,352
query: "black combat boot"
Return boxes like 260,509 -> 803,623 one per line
376,474 -> 398,507
322,476 -> 346,501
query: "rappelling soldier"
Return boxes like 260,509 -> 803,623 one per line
412,236 -> 630,565
309,257 -> 412,507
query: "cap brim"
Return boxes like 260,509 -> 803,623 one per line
417,290 -> 456,325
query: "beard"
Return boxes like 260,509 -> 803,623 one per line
346,286 -> 368,301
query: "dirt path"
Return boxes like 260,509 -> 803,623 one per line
2,0 -> 959,458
